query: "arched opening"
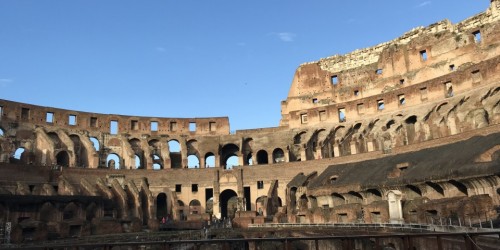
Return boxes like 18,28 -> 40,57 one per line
331,193 -> 346,207
106,153 -> 121,169
220,189 -> 238,219
56,151 -> 70,167
294,132 -> 307,145
89,137 -> 100,151
47,132 -> 63,149
168,140 -> 182,168
386,120 -> 395,129
206,197 -> 214,214
426,181 -> 444,196
39,202 -> 56,222
256,196 -> 266,215
346,191 -> 363,204
0,127 -> 4,137
134,154 -> 141,169
70,135 -> 88,167
186,140 -> 200,168
63,202 -> 78,220
221,143 -> 239,169
298,194 -> 308,210
86,203 -> 98,221
189,199 -> 201,214
226,156 -> 238,169
272,148 -> 285,163
307,195 -> 318,209
152,154 -> 162,170
366,189 -> 382,201
156,193 -> 168,219
256,150 -> 268,165
406,185 -> 422,199
205,152 -> 215,168
187,155 -> 200,168
449,180 -> 468,196
13,147 -> 25,160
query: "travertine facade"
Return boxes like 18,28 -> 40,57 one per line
0,1 -> 499,243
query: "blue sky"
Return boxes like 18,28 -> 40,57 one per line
0,1 -> 490,131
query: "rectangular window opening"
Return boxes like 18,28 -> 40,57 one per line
357,103 -> 364,115
68,114 -> 77,126
331,75 -> 338,85
46,112 -> 54,123
131,120 -> 138,130
338,108 -> 346,122
110,120 -> 118,135
444,81 -> 454,97
209,121 -> 216,132
399,79 -> 405,85
398,94 -> 406,105
471,70 -> 482,83
420,87 -> 428,101
377,100 -> 385,110
175,184 -> 182,193
319,110 -> 327,121
353,90 -> 360,96
90,117 -> 98,128
420,50 -> 428,61
376,69 -> 383,75
21,108 -> 30,120
151,121 -> 158,132
192,184 -> 198,192
170,121 -> 177,131
257,181 -> 264,189
473,30 -> 481,43
449,64 -> 455,71
300,113 -> 308,124
312,98 -> 318,104
189,122 -> 196,132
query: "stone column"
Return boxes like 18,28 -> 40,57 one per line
333,143 -> 340,157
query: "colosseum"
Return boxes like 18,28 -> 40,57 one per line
1,1 -> 500,249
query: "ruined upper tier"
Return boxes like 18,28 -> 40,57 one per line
280,1 -> 500,128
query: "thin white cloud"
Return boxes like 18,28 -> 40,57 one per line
0,78 -> 13,87
416,1 -> 431,8
156,47 -> 166,52
270,32 -> 296,42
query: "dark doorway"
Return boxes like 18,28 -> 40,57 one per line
56,151 -> 69,167
220,189 -> 238,219
157,193 -> 168,219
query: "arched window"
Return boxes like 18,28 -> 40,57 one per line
205,152 -> 215,168
106,154 -> 120,169
221,144 -> 239,169
187,155 -> 200,168
226,156 -> 238,169
168,140 -> 182,168
256,150 -> 268,165
152,154 -> 162,170
90,137 -> 100,151
168,140 -> 181,152
56,151 -> 70,167
13,148 -> 25,160
272,148 -> 285,163
134,154 -> 141,169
